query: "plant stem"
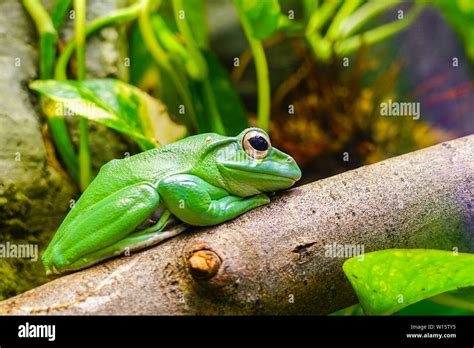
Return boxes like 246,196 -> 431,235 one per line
22,0 -> 79,181
305,0 -> 342,63
22,0 -> 56,80
307,31 -> 331,62
325,0 -> 362,41
74,0 -> 91,191
139,0 -> 198,132
306,0 -> 341,36
75,0 -> 86,81
22,0 -> 55,37
55,2 -> 142,80
337,0 -> 401,38
171,0 -> 208,79
234,2 -> 270,132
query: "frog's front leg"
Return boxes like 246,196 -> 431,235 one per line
158,174 -> 270,226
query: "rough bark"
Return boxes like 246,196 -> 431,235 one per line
0,135 -> 472,315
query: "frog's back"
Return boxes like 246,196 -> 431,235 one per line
79,136 -> 207,205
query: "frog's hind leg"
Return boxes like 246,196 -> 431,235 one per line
62,210 -> 189,272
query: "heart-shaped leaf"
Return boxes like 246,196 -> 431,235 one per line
234,0 -> 281,40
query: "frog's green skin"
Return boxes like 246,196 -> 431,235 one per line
42,128 -> 301,274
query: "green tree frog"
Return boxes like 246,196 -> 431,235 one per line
42,128 -> 301,274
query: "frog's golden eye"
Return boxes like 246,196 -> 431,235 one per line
242,130 -> 271,159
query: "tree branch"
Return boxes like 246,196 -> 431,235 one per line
1,135 -> 472,315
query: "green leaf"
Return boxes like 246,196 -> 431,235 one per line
172,0 -> 208,80
204,52 -> 249,135
183,52 -> 249,135
30,79 -> 186,149
234,0 -> 281,39
129,22 -> 157,88
188,80 -> 210,133
152,15 -> 189,63
343,249 -> 474,315
277,14 -> 305,34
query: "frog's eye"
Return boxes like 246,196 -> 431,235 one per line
242,130 -> 271,159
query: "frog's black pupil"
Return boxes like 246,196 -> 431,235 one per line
249,136 -> 268,151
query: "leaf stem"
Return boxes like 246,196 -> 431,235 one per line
75,0 -> 86,81
306,31 -> 331,62
325,0 -> 362,41
22,0 -> 55,35
55,2 -> 142,80
171,0 -> 208,79
306,0 -> 341,36
74,0 -> 91,191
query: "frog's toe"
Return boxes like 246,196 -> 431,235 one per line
43,250 -> 69,275
44,265 -> 59,276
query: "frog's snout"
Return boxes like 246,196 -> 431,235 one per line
285,156 -> 302,182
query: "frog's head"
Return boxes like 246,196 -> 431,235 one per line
212,128 -> 301,196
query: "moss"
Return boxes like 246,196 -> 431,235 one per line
0,176 -> 75,300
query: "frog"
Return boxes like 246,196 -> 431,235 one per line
41,128 -> 301,274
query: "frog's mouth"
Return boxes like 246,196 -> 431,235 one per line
217,146 -> 302,194
222,161 -> 301,183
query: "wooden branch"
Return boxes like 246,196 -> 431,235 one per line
1,135 -> 472,315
